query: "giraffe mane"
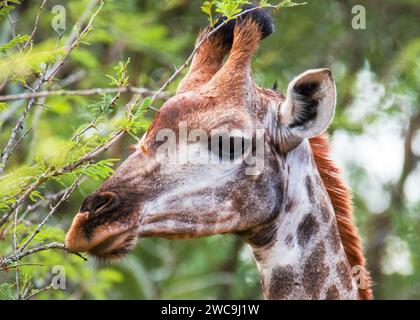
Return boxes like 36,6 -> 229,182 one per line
309,134 -> 373,300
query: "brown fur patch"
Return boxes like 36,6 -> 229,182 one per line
269,265 -> 295,299
326,285 -> 340,300
328,221 -> 342,254
303,242 -> 329,299
284,197 -> 295,212
319,204 -> 330,223
297,213 -> 319,247
337,260 -> 353,292
240,224 -> 277,248
305,176 -> 315,203
285,233 -> 293,248
310,134 -> 372,299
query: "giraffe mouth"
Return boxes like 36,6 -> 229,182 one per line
65,212 -> 139,261
87,228 -> 139,261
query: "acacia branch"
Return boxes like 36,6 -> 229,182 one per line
23,284 -> 53,300
0,128 -> 125,229
0,263 -> 43,271
0,0 -> 104,174
8,128 -> 31,155
63,130 -> 125,173
18,176 -> 81,253
0,178 -> 84,270
22,0 -> 48,50
0,77 -> 45,174
0,242 -> 87,269
0,86 -> 168,102
45,0 -> 104,82
0,173 -> 49,228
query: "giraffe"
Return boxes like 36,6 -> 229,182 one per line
65,5 -> 372,300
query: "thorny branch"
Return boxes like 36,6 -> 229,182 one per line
0,242 -> 87,269
0,127 -> 125,229
23,284 -> 53,300
0,263 -> 43,271
0,0 -> 104,174
0,86 -> 168,102
18,176 -> 81,253
45,0 -> 104,82
22,0 -> 48,50
0,178 -> 86,269
0,75 -> 46,174
0,1 -> 107,271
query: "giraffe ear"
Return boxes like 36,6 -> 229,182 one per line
279,68 -> 336,141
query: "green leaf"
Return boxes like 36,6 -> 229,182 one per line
0,34 -> 30,54
0,5 -> 14,19
0,46 -> 65,82
23,225 -> 65,245
276,0 -> 307,8
139,96 -> 153,112
29,190 -> 44,202
201,1 -> 216,24
201,1 -> 214,15
106,58 -> 131,87
0,284 -> 14,301
74,159 -> 118,181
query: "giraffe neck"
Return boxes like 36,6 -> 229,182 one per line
244,140 -> 359,300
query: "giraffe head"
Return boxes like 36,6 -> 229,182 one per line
65,7 -> 336,261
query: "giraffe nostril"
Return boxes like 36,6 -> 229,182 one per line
80,191 -> 121,216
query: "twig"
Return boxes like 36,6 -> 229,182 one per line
0,127 -> 124,229
0,1 -> 47,93
0,263 -> 43,271
13,207 -> 20,299
8,128 -> 31,156
0,186 -> 76,241
60,129 -> 125,173
0,173 -> 48,228
19,189 -> 68,222
0,0 -> 104,174
0,76 -> 45,174
45,0 -> 104,82
20,282 -> 33,300
70,86 -> 124,142
0,86 -> 168,102
71,116 -> 99,142
7,6 -> 20,51
24,284 -> 53,300
0,242 -> 87,269
18,176 -> 81,253
22,0 -> 48,50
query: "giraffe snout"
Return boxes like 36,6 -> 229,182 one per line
65,190 -> 141,260
79,191 -> 121,218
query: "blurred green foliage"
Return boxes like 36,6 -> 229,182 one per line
0,0 -> 419,299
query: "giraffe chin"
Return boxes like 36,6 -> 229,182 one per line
87,229 -> 139,262
65,213 -> 139,262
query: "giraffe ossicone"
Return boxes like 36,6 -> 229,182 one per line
65,5 -> 372,300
